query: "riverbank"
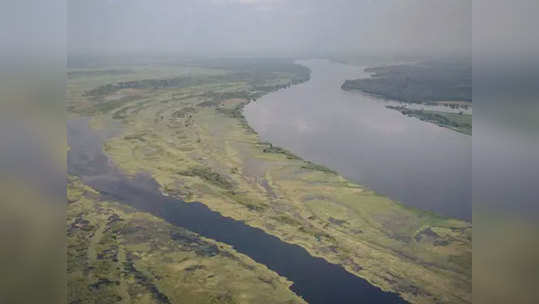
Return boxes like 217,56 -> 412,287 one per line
244,59 -> 471,220
67,176 -> 305,304
68,60 -> 471,304
386,106 -> 472,135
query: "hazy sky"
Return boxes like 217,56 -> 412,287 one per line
68,0 -> 470,58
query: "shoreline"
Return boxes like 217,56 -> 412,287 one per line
69,62 -> 472,304
385,105 -> 472,136
343,86 -> 472,109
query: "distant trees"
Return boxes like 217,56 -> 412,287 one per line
341,61 -> 472,103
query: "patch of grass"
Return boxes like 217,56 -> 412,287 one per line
301,161 -> 337,174
179,166 -> 234,189
271,215 -> 303,227
387,105 -> 472,135
172,106 -> 196,118
259,142 -> 299,160
88,95 -> 141,115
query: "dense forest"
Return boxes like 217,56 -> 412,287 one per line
342,60 -> 472,103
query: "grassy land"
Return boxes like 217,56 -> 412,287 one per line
68,60 -> 471,304
67,176 -> 306,304
387,106 -> 472,135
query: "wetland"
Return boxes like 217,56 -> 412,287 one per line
67,59 -> 471,304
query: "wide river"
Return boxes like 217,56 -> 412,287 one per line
244,59 -> 472,221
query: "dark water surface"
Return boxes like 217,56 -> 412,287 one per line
68,118 -> 407,304
244,59 -> 472,221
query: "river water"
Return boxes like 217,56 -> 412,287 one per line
244,59 -> 472,221
67,118 -> 406,304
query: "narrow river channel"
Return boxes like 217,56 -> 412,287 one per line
68,118 -> 407,304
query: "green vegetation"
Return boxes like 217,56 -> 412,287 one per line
67,176 -> 306,304
83,76 -> 224,97
259,142 -> 300,160
68,59 -> 471,304
342,60 -> 472,135
342,60 -> 472,104
179,166 -> 235,189
387,106 -> 472,135
301,161 -> 337,174
68,69 -> 134,79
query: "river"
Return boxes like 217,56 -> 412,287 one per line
67,117 -> 407,304
244,59 -> 472,221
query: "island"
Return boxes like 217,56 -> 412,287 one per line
386,106 -> 472,135
342,60 -> 472,134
